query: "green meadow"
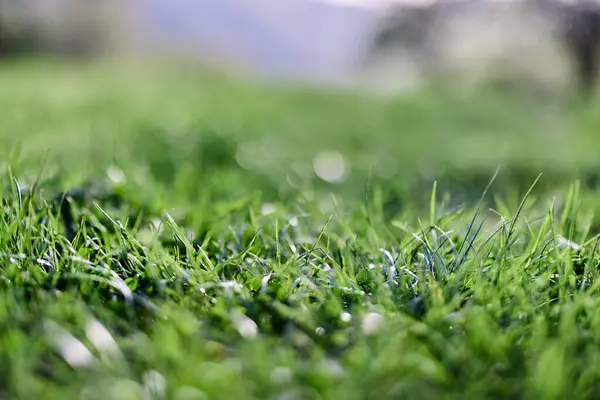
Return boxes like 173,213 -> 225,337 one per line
2,58 -> 600,399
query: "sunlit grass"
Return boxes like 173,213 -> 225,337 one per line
2,59 -> 600,398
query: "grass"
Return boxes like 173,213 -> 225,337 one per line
3,58 -> 600,398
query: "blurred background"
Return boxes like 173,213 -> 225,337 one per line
0,0 -> 584,92
1,0 -> 599,203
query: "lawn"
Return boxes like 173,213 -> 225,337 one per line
3,58 -> 600,399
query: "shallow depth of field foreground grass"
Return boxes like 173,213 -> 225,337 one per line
5,59 -> 600,399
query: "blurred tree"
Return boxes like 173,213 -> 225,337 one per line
563,0 -> 600,97
0,0 -> 124,58
362,0 -> 600,99
0,0 -> 38,56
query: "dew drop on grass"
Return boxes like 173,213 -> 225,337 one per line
261,203 -> 277,215
151,218 -> 163,232
556,236 -> 580,250
107,165 -> 126,185
313,150 -> 348,183
362,312 -> 385,335
340,312 -> 352,323
218,281 -> 243,292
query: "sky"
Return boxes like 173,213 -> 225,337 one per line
135,0 -> 388,80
